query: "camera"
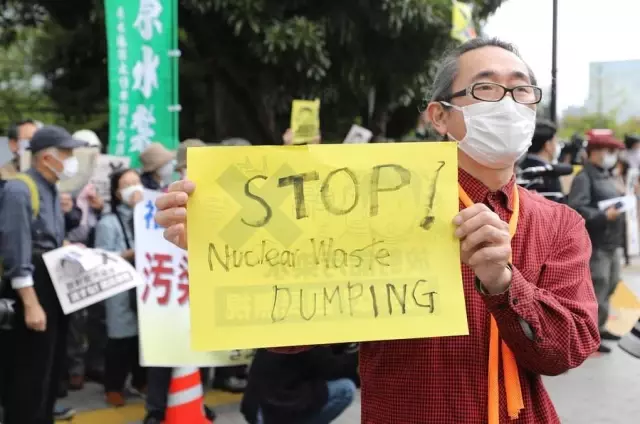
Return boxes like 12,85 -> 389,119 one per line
0,297 -> 15,330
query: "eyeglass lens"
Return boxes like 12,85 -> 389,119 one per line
472,82 -> 540,104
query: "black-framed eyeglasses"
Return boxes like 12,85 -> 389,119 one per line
441,82 -> 543,105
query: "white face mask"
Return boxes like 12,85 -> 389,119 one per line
602,152 -> 618,170
18,139 -> 30,155
630,149 -> 640,166
47,154 -> 79,181
120,184 -> 144,205
444,98 -> 536,169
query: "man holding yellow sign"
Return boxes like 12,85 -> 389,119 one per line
155,38 -> 599,424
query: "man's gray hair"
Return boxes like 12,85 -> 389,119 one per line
428,38 -> 538,105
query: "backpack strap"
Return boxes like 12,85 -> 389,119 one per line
11,173 -> 40,219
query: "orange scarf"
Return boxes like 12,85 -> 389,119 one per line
458,184 -> 524,423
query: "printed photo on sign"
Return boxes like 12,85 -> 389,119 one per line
343,125 -> 373,144
42,245 -> 142,315
91,155 -> 131,204
186,143 -> 467,351
135,189 -> 255,366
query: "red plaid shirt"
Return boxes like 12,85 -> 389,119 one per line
275,168 -> 599,423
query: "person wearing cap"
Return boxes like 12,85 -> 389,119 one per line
0,125 -> 86,424
175,138 -> 205,180
519,119 -> 564,202
568,129 -> 626,354
139,142 -> 176,191
61,130 -> 108,392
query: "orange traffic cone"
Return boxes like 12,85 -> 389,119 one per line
164,367 -> 211,424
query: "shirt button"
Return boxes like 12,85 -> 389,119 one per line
512,298 -> 519,306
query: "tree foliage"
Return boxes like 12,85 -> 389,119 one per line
559,112 -> 640,141
0,0 -> 506,146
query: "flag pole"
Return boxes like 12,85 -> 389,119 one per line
550,0 -> 558,123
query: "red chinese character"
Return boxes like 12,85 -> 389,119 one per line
177,255 -> 189,305
142,253 -> 173,305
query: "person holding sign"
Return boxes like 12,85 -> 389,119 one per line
154,38 -> 599,424
289,99 -> 321,145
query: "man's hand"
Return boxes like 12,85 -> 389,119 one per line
453,203 -> 512,295
25,302 -> 46,332
606,206 -> 621,221
60,193 -> 74,214
155,179 -> 195,250
282,128 -> 321,145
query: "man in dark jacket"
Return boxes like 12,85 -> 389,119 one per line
568,129 -> 626,353
241,347 -> 357,424
519,119 -> 564,202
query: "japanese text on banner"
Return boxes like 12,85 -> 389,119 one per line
186,143 -> 468,351
135,190 -> 255,367
105,0 -> 178,167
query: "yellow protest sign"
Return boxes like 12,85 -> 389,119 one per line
290,99 -> 320,144
187,142 -> 468,351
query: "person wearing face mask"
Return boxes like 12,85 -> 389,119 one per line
154,38 -> 600,424
139,142 -> 176,191
568,129 -> 626,354
0,125 -> 87,424
0,119 -> 38,179
94,169 -> 147,407
622,134 -> 640,170
519,119 -> 565,202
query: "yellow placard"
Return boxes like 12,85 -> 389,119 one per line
187,142 -> 468,351
290,99 -> 320,145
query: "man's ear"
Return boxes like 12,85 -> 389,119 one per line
426,102 -> 449,137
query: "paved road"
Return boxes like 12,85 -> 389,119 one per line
66,263 -> 640,423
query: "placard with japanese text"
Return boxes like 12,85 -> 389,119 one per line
43,245 -> 142,315
105,0 -> 179,167
135,189 -> 255,366
187,143 -> 468,350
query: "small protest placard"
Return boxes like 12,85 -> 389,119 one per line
343,125 -> 373,144
43,245 -> 142,315
91,155 -> 131,204
187,142 -> 467,351
290,99 -> 320,145
135,189 -> 255,366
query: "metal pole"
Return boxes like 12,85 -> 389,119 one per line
550,0 -> 558,123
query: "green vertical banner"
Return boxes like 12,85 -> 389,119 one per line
105,0 -> 179,168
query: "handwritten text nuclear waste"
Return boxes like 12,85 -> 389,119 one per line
206,161 -> 448,325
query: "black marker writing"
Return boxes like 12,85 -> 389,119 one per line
370,164 -> 412,217
420,161 -> 446,230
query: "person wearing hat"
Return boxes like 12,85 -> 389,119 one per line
568,129 -> 626,354
139,142 -> 176,191
175,138 -> 205,180
0,125 -> 87,424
